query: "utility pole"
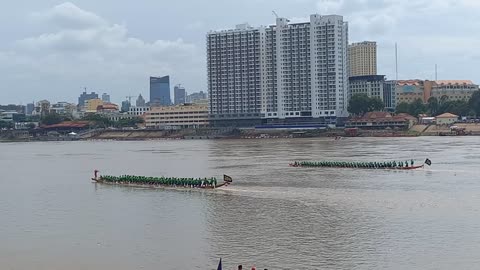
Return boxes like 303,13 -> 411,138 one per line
395,43 -> 398,81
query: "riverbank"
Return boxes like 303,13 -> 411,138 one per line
3,123 -> 480,142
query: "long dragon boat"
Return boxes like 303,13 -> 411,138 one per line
91,170 -> 233,189
289,158 -> 432,170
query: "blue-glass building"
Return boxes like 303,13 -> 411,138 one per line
150,76 -> 171,106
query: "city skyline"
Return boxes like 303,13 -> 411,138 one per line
1,1 -> 480,104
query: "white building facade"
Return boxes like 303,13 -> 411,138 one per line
207,14 -> 349,126
128,106 -> 151,116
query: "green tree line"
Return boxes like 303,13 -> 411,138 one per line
396,91 -> 480,117
347,94 -> 385,116
348,91 -> 480,117
38,113 -> 144,128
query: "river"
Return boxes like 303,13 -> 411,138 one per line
1,137 -> 480,270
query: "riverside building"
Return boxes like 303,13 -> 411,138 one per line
207,14 -> 349,127
348,41 -> 377,77
144,104 -> 209,129
430,80 -> 478,101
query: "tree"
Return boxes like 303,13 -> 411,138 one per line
82,114 -> 112,128
41,113 -> 63,125
395,102 -> 410,114
368,97 -> 385,112
348,94 -> 385,116
26,123 -> 36,130
427,97 -> 439,116
114,117 -> 144,128
469,90 -> 480,117
0,121 -> 14,129
348,94 -> 370,115
409,98 -> 427,117
395,99 -> 427,117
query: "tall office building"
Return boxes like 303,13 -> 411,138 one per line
102,93 -> 111,103
174,85 -> 186,105
383,80 -> 396,110
136,94 -> 146,107
207,14 -> 349,126
150,76 -> 171,106
26,103 -> 35,115
348,41 -> 377,77
78,91 -> 98,108
121,100 -> 131,113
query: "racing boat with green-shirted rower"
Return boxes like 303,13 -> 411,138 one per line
289,158 -> 432,170
91,170 -> 233,189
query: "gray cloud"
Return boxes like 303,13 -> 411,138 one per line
1,0 -> 480,104
1,2 -> 201,104
32,2 -> 107,30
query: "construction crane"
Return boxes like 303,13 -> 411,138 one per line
272,10 -> 279,19
126,96 -> 134,104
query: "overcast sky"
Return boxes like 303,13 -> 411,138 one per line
1,0 -> 480,105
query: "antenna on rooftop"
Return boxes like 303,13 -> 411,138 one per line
435,64 -> 438,81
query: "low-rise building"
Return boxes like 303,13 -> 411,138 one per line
435,113 -> 458,125
144,104 -> 209,129
186,91 -> 207,103
97,103 -> 119,113
128,106 -> 151,116
346,111 -> 417,129
349,75 -> 385,100
34,100 -> 51,116
0,110 -> 19,122
431,80 -> 478,101
51,102 -> 77,115
85,99 -> 103,113
395,80 -> 425,104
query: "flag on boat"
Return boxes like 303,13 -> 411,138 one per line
425,158 -> 432,166
223,175 -> 233,183
217,258 -> 222,270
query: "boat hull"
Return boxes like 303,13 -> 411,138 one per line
91,178 -> 228,189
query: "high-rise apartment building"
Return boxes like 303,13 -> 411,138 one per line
208,23 -> 262,126
150,76 -> 171,106
207,14 -> 349,126
348,41 -> 377,77
102,93 -> 111,103
174,85 -> 186,105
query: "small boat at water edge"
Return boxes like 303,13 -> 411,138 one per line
290,158 -> 432,171
91,170 -> 233,189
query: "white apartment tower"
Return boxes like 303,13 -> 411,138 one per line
207,14 -> 349,125
348,41 -> 377,77
207,23 -> 262,125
